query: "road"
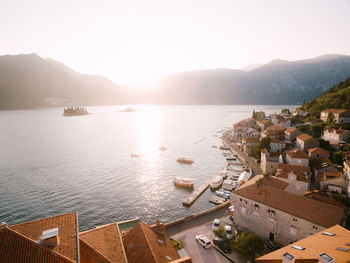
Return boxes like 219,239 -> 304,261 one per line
222,131 -> 263,175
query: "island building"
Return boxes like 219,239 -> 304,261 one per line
233,175 -> 345,246
284,127 -> 302,142
0,212 -> 191,263
242,136 -> 260,155
256,224 -> 350,263
295,134 -> 319,152
322,128 -> 350,144
308,147 -> 330,161
320,109 -> 350,124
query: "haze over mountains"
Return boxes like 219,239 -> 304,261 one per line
1,53 -> 350,109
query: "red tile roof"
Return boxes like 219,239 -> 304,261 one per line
277,163 -> 310,173
286,148 -> 309,159
235,176 -> 344,227
308,147 -> 329,156
275,170 -> 310,182
313,157 -> 332,171
79,239 -> 113,263
123,222 -> 180,263
79,223 -> 126,263
9,212 -> 79,262
243,136 -> 260,144
0,227 -> 74,263
297,133 -> 313,142
266,125 -> 285,131
304,191 -> 347,211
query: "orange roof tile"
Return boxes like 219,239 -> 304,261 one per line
270,138 -> 284,144
297,134 -> 313,142
243,136 -> 260,144
235,177 -> 344,227
79,239 -> 113,263
9,212 -> 79,262
123,222 -> 180,263
275,170 -> 310,182
313,157 -> 332,171
266,125 -> 285,131
277,163 -> 310,173
308,147 -> 329,156
304,191 -> 347,211
0,227 -> 74,263
286,148 -> 309,159
256,225 -> 350,262
79,223 -> 126,263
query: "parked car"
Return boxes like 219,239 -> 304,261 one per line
195,235 -> 212,249
213,237 -> 231,253
225,225 -> 233,239
212,219 -> 220,231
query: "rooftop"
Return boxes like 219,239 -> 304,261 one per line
324,128 -> 350,134
256,225 -> 350,262
296,133 -> 313,142
277,163 -> 310,173
275,170 -> 309,182
243,136 -> 260,144
321,109 -> 349,114
308,147 -> 329,156
235,176 -> 344,227
286,148 -> 309,159
313,157 -> 332,171
266,125 -> 285,131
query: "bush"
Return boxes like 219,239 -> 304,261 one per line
215,226 -> 225,238
233,232 -> 264,257
171,238 -> 185,250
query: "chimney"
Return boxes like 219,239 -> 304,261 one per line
0,222 -> 8,229
40,227 -> 60,247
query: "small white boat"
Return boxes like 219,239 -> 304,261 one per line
215,190 -> 231,200
159,146 -> 167,151
173,177 -> 194,188
130,153 -> 140,158
219,146 -> 230,150
209,196 -> 226,205
210,175 -> 223,189
217,169 -> 228,179
223,179 -> 236,191
177,156 -> 194,164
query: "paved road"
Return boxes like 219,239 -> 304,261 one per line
223,131 -> 263,175
166,204 -> 230,236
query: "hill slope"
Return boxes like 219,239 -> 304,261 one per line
300,76 -> 350,117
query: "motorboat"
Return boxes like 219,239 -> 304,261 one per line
177,156 -> 194,164
173,177 -> 194,188
209,196 -> 226,205
210,175 -> 223,189
215,190 -> 231,200
217,169 -> 228,179
222,179 -> 235,191
219,145 -> 230,150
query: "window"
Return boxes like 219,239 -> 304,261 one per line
292,218 -> 298,222
312,226 -> 318,231
254,204 -> 259,210
323,232 -> 335,236
268,209 -> 275,216
268,218 -> 274,225
253,212 -> 259,218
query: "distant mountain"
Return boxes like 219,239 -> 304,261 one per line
241,63 -> 265,71
1,53 -> 350,109
0,53 -> 126,109
300,76 -> 350,117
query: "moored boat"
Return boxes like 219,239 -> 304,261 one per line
173,177 -> 194,188
210,175 -> 223,189
223,179 -> 236,191
63,106 -> 88,116
209,196 -> 226,205
177,156 -> 194,164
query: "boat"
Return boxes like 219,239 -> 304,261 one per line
210,175 -> 223,189
123,107 -> 136,112
223,179 -> 236,191
215,190 -> 231,200
219,146 -> 230,150
130,153 -> 140,158
159,146 -> 167,151
177,157 -> 194,164
211,145 -> 217,148
209,196 -> 226,205
173,177 -> 194,188
226,157 -> 237,161
217,169 -> 228,179
63,107 -> 88,116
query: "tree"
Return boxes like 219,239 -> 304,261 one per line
171,238 -> 185,250
281,108 -> 290,114
250,145 -> 261,161
252,110 -> 257,119
259,137 -> 271,151
327,113 -> 334,123
234,232 -> 264,257
332,151 -> 344,166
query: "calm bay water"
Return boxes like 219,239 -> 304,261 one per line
0,105 -> 296,230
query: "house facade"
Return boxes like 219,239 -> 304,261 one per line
270,138 -> 285,153
261,149 -> 281,174
284,127 -> 302,142
322,128 -> 350,143
285,148 -> 309,167
242,136 -> 260,155
320,109 -> 350,124
275,170 -> 310,196
296,134 -> 319,152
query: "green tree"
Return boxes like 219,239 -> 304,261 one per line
252,110 -> 257,119
332,151 -> 344,165
215,226 -> 225,238
234,232 -> 264,257
250,145 -> 261,161
281,108 -> 291,114
327,113 -> 334,123
171,238 -> 185,250
259,137 -> 271,151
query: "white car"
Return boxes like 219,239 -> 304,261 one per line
195,235 -> 212,249
225,225 -> 233,239
212,219 -> 220,231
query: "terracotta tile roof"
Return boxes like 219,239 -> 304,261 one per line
243,136 -> 260,144
296,133 -> 313,142
270,138 -> 284,144
308,147 -> 329,156
239,174 -> 289,191
256,225 -> 350,262
9,212 -> 79,262
235,176 -> 344,227
285,127 -> 297,133
304,191 -> 347,211
123,222 -> 180,263
317,170 -> 343,181
275,170 -> 310,182
258,119 -> 271,125
266,125 -> 285,131
285,148 -> 309,159
277,163 -> 310,173
313,157 -> 332,171
0,227 -> 74,263
321,109 -> 348,114
79,223 -> 126,263
79,239 -> 113,263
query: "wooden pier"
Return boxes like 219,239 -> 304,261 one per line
182,176 -> 213,206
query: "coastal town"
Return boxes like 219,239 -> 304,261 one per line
1,108 -> 350,263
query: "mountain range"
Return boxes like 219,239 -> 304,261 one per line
1,53 -> 350,109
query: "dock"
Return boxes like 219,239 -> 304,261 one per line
182,176 -> 213,206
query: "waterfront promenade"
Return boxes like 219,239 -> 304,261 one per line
222,131 -> 263,175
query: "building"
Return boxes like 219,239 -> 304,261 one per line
246,127 -> 261,138
277,163 -> 311,176
0,213 -> 190,263
242,136 -> 260,155
270,138 -> 285,153
256,225 -> 350,263
255,111 -> 266,120
303,190 -> 348,211
275,170 -> 310,196
262,125 -> 285,140
317,170 -> 346,194
322,128 -> 350,143
308,147 -> 330,161
261,148 -> 281,174
320,109 -> 350,124
232,118 -> 257,141
313,157 -> 339,178
257,119 -> 273,131
292,110 -> 309,117
233,175 -> 345,246
284,148 -> 309,167
284,127 -> 302,142
296,134 -> 319,152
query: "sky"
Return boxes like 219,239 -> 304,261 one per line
1,0 -> 350,86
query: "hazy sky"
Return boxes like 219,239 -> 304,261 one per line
1,0 -> 350,85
